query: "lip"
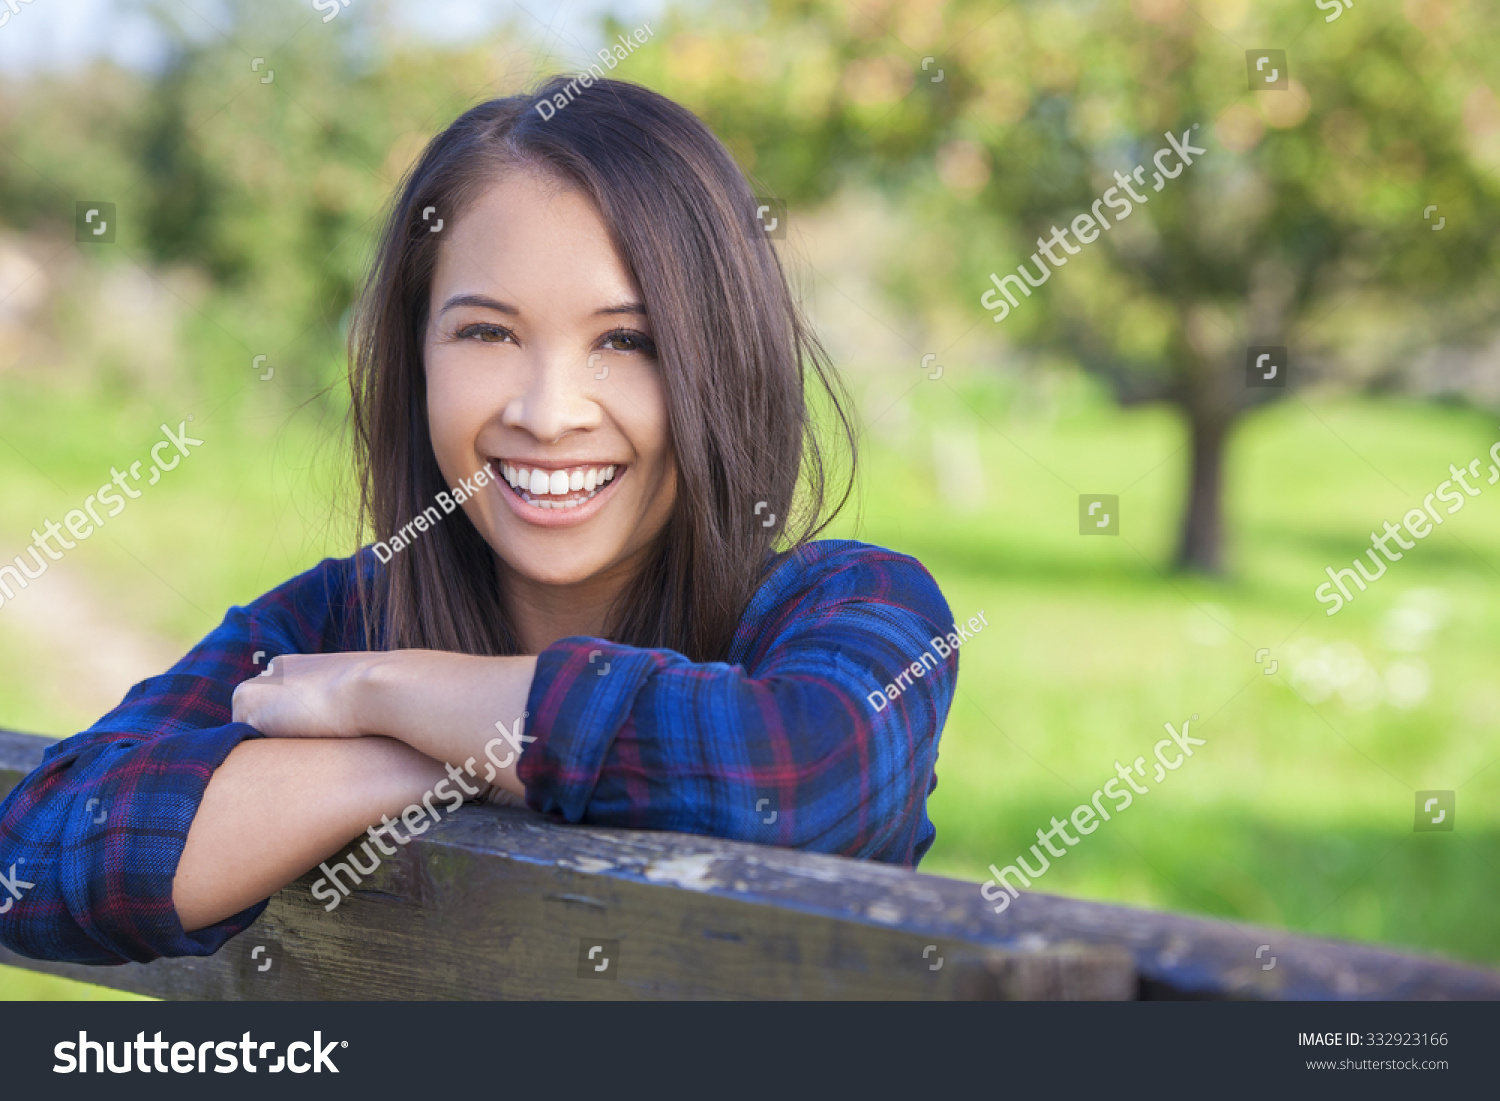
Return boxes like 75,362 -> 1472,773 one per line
488,459 -> 626,529
497,458 -> 618,471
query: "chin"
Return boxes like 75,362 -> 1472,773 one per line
497,539 -> 629,588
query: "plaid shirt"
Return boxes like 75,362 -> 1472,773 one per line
0,539 -> 955,965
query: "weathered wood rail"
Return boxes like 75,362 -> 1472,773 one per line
1,728 -> 1496,1000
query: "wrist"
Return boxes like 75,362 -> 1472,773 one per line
350,651 -> 408,738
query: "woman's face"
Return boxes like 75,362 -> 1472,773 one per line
423,168 -> 676,592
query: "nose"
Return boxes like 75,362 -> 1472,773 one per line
501,347 -> 603,443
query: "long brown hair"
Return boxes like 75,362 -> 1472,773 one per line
349,77 -> 856,662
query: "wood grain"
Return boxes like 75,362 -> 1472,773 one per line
2,728 -> 1495,1000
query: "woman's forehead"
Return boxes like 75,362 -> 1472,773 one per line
431,173 -> 643,319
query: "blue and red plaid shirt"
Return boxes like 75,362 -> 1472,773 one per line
0,539 -> 955,965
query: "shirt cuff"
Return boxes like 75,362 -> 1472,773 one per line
518,637 -> 664,822
58,720 -> 269,963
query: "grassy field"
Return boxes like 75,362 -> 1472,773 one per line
1,368 -> 1497,997
853,375 -> 1500,966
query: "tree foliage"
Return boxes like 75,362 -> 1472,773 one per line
634,0 -> 1500,570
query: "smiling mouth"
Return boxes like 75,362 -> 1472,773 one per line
492,460 -> 623,511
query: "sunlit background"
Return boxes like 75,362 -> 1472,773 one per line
2,0 -> 1498,998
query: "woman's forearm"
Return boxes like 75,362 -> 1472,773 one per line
173,736 -> 447,931
228,649 -> 538,798
357,650 -> 537,797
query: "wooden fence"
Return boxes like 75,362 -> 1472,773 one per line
1,728 -> 1496,1000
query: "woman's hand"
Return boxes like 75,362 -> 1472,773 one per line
235,649 -> 538,801
231,652 -> 380,739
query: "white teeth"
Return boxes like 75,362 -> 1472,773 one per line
499,462 -> 621,506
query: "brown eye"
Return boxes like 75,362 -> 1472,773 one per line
601,328 -> 656,356
456,323 -> 515,344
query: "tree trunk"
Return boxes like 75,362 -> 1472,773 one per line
1174,405 -> 1230,573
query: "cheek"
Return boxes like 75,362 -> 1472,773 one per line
424,351 -> 484,466
623,375 -> 673,473
634,407 -> 679,522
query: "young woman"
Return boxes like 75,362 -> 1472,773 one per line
0,78 -> 956,965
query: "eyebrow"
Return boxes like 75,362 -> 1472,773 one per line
439,293 -> 517,316
595,301 -> 647,317
438,293 -> 647,318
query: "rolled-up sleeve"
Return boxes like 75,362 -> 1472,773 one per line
0,555 -> 363,964
518,542 -> 955,865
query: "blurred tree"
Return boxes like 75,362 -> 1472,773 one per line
5,0 -> 1498,570
0,0 -> 518,399
122,0 -> 497,393
639,0 -> 1500,572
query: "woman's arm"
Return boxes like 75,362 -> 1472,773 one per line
233,544 -> 955,867
173,646 -> 536,931
172,736 -> 447,931
360,651 -> 537,794
0,551 -> 417,965
169,649 -> 536,931
228,650 -> 537,800
515,543 -> 957,865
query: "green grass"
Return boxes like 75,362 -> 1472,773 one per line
1,368 -> 1497,998
835,375 -> 1500,966
0,970 -> 151,1001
